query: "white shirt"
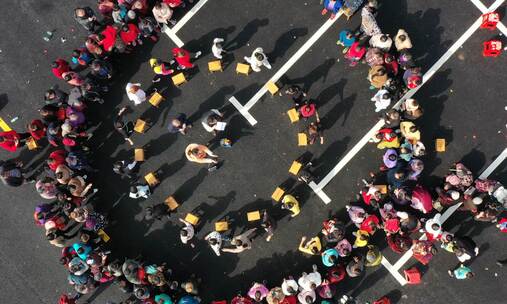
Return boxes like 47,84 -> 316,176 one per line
179,218 -> 195,244
201,109 -> 223,132
281,278 -> 299,296
126,83 -> 146,105
298,271 -> 322,291
369,34 -> 393,52
297,289 -> 316,304
425,213 -> 442,238
129,185 -> 150,199
205,231 -> 222,256
212,38 -> 224,59
244,47 -> 271,71
371,89 -> 391,112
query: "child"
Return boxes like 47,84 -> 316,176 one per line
337,30 -> 356,54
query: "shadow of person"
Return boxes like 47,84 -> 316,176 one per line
185,26 -> 237,57
312,136 -> 352,178
321,93 -> 356,130
316,78 -> 347,108
0,93 -> 8,112
188,85 -> 236,123
266,27 -> 309,64
191,190 -> 237,226
173,168 -> 209,204
285,58 -> 336,93
225,18 -> 269,51
460,148 -> 487,176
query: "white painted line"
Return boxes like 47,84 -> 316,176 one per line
387,146 -> 507,283
308,181 -> 332,204
163,0 -> 210,47
228,96 -> 258,125
469,0 -> 507,37
172,0 -> 210,33
311,0 -> 506,204
243,14 -> 342,111
478,148 -> 507,179
163,25 -> 185,47
381,257 -> 408,285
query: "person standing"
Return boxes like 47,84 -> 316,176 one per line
0,159 -> 34,187
205,230 -> 223,256
448,264 -> 474,279
125,83 -> 146,106
114,106 -> 135,145
244,48 -> 271,72
212,38 -> 227,59
74,7 -> 100,32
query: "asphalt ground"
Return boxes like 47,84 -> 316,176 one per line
0,0 -> 506,303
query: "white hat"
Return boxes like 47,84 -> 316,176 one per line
450,190 -> 460,200
405,99 -> 419,111
396,211 -> 409,220
61,121 -> 73,137
472,197 -> 483,205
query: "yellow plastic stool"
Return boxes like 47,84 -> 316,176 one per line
134,148 -> 145,161
165,196 -> 179,210
215,221 -> 229,232
208,60 -> 223,72
236,63 -> 250,75
97,229 -> 111,242
26,137 -> 38,150
266,81 -> 279,95
375,185 -> 388,194
271,187 -> 285,202
289,161 -> 303,175
144,172 -> 159,187
149,92 -> 165,107
287,108 -> 299,123
435,138 -> 446,152
298,133 -> 308,146
185,213 -> 200,226
172,73 -> 187,86
134,119 -> 147,133
247,211 -> 261,222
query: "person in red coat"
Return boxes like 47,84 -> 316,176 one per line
27,119 -> 47,140
172,47 -> 201,69
47,150 -> 67,171
99,25 -> 118,52
0,130 -> 30,152
120,23 -> 141,47
51,59 -> 70,79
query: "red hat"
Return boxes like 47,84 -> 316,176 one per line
300,103 -> 316,118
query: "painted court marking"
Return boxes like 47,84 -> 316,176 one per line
384,147 -> 507,285
310,0 -> 506,204
470,0 -> 507,36
163,0 -> 210,47
229,13 -> 343,126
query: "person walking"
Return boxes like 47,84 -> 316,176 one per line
244,47 -> 271,72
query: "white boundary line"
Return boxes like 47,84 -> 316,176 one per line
229,14 -> 343,125
385,147 -> 507,285
229,96 -> 258,125
163,0 -> 210,47
310,0 -> 506,203
470,0 -> 507,36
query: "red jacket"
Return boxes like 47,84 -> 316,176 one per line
52,59 -> 70,79
28,119 -> 47,140
48,150 -> 67,171
120,23 -> 140,45
0,131 -> 21,152
100,26 -> 118,52
172,47 -> 193,68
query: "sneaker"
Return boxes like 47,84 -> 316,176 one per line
152,78 -> 161,83
447,270 -> 454,277
194,51 -> 202,58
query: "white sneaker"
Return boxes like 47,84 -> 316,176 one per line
194,51 -> 202,58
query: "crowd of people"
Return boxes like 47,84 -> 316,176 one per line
0,0 -> 505,304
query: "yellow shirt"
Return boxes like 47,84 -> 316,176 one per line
282,194 -> 301,217
353,230 -> 369,248
299,237 -> 321,255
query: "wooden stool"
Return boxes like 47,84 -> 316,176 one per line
435,138 -> 446,152
164,196 -> 179,211
208,60 -> 223,72
247,211 -> 261,222
144,172 -> 159,187
215,221 -> 229,232
149,92 -> 165,107
289,161 -> 303,175
134,148 -> 145,161
134,119 -> 148,133
287,108 -> 299,123
97,229 -> 111,242
172,73 -> 187,86
271,187 -> 285,202
185,213 -> 200,226
236,63 -> 250,75
298,133 -> 308,146
266,81 -> 279,96
26,137 -> 38,150
375,185 -> 388,194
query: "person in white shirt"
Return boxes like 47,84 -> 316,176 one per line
201,109 -> 225,135
369,33 -> 393,52
371,89 -> 391,112
244,47 -> 271,72
222,228 -> 257,254
298,264 -> 322,291
424,213 -> 443,240
129,184 -> 151,199
205,231 -> 222,256
212,38 -> 226,59
179,218 -> 195,248
125,83 -> 146,105
281,277 -> 299,296
297,289 -> 316,304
